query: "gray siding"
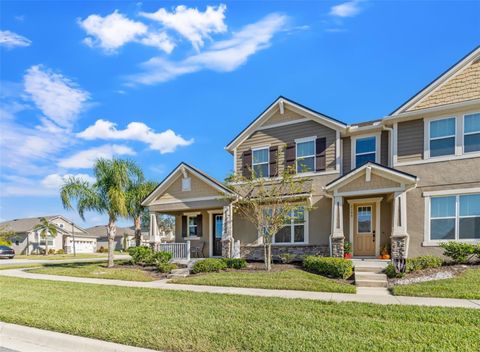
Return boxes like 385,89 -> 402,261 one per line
381,130 -> 389,166
236,120 -> 337,175
342,137 -> 351,174
397,119 -> 424,162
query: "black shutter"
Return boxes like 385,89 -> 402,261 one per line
242,150 -> 252,178
196,215 -> 203,237
285,143 -> 296,174
316,137 -> 327,172
181,216 -> 187,237
269,146 -> 278,177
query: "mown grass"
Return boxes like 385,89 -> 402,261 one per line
171,269 -> 356,293
15,253 -> 110,260
28,262 -> 156,282
0,277 -> 479,351
0,263 -> 43,270
393,268 -> 480,299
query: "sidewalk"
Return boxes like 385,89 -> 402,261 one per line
0,322 -> 158,352
1,268 -> 479,309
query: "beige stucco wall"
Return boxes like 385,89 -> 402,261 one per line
397,157 -> 480,257
337,173 -> 400,193
235,120 -> 337,174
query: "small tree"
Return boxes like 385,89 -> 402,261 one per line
0,225 -> 14,246
227,167 -> 312,271
126,180 -> 157,246
33,217 -> 58,255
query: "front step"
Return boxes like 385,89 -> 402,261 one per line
355,272 -> 387,281
167,268 -> 190,279
354,266 -> 385,274
353,261 -> 389,288
355,279 -> 388,288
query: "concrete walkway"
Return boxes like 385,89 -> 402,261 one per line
0,322 -> 157,352
1,268 -> 479,309
0,255 -> 130,266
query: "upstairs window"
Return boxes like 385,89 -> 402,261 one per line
355,136 -> 376,167
464,113 -> 480,153
252,148 -> 269,178
296,139 -> 315,173
429,117 -> 455,157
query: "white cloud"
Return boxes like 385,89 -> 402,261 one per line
78,10 -> 174,54
0,30 -> 31,48
129,13 -> 287,85
77,119 -> 193,154
58,144 -> 136,169
42,173 -> 96,189
329,0 -> 363,17
140,4 -> 227,51
24,65 -> 89,129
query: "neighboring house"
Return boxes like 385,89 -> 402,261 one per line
87,225 -> 145,251
142,46 -> 480,260
0,216 -> 97,254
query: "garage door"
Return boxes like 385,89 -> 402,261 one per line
74,241 -> 96,253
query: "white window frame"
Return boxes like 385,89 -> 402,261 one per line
272,206 -> 309,245
187,215 -> 199,238
356,205 -> 373,234
423,188 -> 480,246
295,136 -> 316,174
425,116 -> 457,159
463,112 -> 480,154
251,146 -> 270,178
351,133 -> 381,169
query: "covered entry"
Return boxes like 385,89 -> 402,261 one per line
325,162 -> 417,258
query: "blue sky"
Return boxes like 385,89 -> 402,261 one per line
0,1 -> 479,228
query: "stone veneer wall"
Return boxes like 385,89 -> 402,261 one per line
331,237 -> 344,258
241,244 -> 329,261
391,235 -> 408,259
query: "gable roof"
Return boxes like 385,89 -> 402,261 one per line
325,162 -> 417,191
86,225 -> 135,237
0,215 -> 87,234
141,162 -> 236,206
390,45 -> 480,116
225,96 -> 347,152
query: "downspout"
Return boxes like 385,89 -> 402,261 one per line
323,189 -> 334,257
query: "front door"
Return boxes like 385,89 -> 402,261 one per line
212,214 -> 223,256
353,203 -> 376,256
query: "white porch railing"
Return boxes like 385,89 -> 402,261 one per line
158,242 -> 190,260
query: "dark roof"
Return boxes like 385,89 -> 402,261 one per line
389,45 -> 480,115
86,225 -> 135,237
225,96 -> 347,149
325,162 -> 417,188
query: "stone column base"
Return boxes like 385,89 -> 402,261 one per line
391,235 -> 408,260
331,236 -> 344,258
221,238 -> 232,258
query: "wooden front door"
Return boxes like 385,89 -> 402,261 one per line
212,214 -> 223,256
353,203 -> 376,256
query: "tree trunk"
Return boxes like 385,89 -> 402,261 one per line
263,244 -> 268,270
134,216 -> 142,247
44,237 -> 48,256
267,243 -> 272,271
107,219 -> 116,268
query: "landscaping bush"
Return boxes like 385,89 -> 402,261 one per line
97,246 -> 106,253
192,258 -> 227,274
223,258 -> 247,269
56,249 -> 65,255
157,262 -> 176,273
47,249 -> 55,255
385,255 -> 443,278
440,241 -> 478,264
303,256 -> 353,279
128,246 -> 153,265
151,251 -> 173,264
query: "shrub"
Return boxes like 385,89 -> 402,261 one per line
152,251 -> 172,265
385,255 -> 443,278
278,253 -> 297,264
192,259 -> 227,274
128,246 -> 153,265
223,258 -> 247,269
56,249 -> 65,255
440,242 -> 477,264
303,256 -> 353,279
97,246 -> 106,253
157,262 -> 176,273
344,241 -> 352,254
47,249 -> 55,255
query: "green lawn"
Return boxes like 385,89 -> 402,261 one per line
15,253 -> 109,260
171,269 -> 356,293
0,263 -> 43,270
28,262 -> 156,282
0,277 -> 479,351
393,268 -> 480,299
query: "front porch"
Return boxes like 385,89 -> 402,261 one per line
325,162 -> 418,260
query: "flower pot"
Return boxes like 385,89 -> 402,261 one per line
344,253 -> 352,259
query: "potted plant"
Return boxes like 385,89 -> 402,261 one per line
343,241 -> 352,259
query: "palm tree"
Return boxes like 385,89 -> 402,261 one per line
33,217 -> 58,256
61,158 -> 142,267
126,180 -> 157,246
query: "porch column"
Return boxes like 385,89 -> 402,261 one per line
149,213 -> 160,250
331,195 -> 345,258
391,191 -> 409,262
221,204 -> 234,258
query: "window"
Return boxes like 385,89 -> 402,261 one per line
296,139 -> 315,173
464,113 -> 480,153
181,177 -> 191,191
355,136 -> 376,167
188,216 -> 198,237
252,148 -> 269,177
429,117 -> 456,157
357,206 -> 372,233
429,193 -> 480,241
274,207 -> 307,244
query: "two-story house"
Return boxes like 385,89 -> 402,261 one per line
142,46 -> 480,261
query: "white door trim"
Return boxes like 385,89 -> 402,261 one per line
347,197 -> 383,257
